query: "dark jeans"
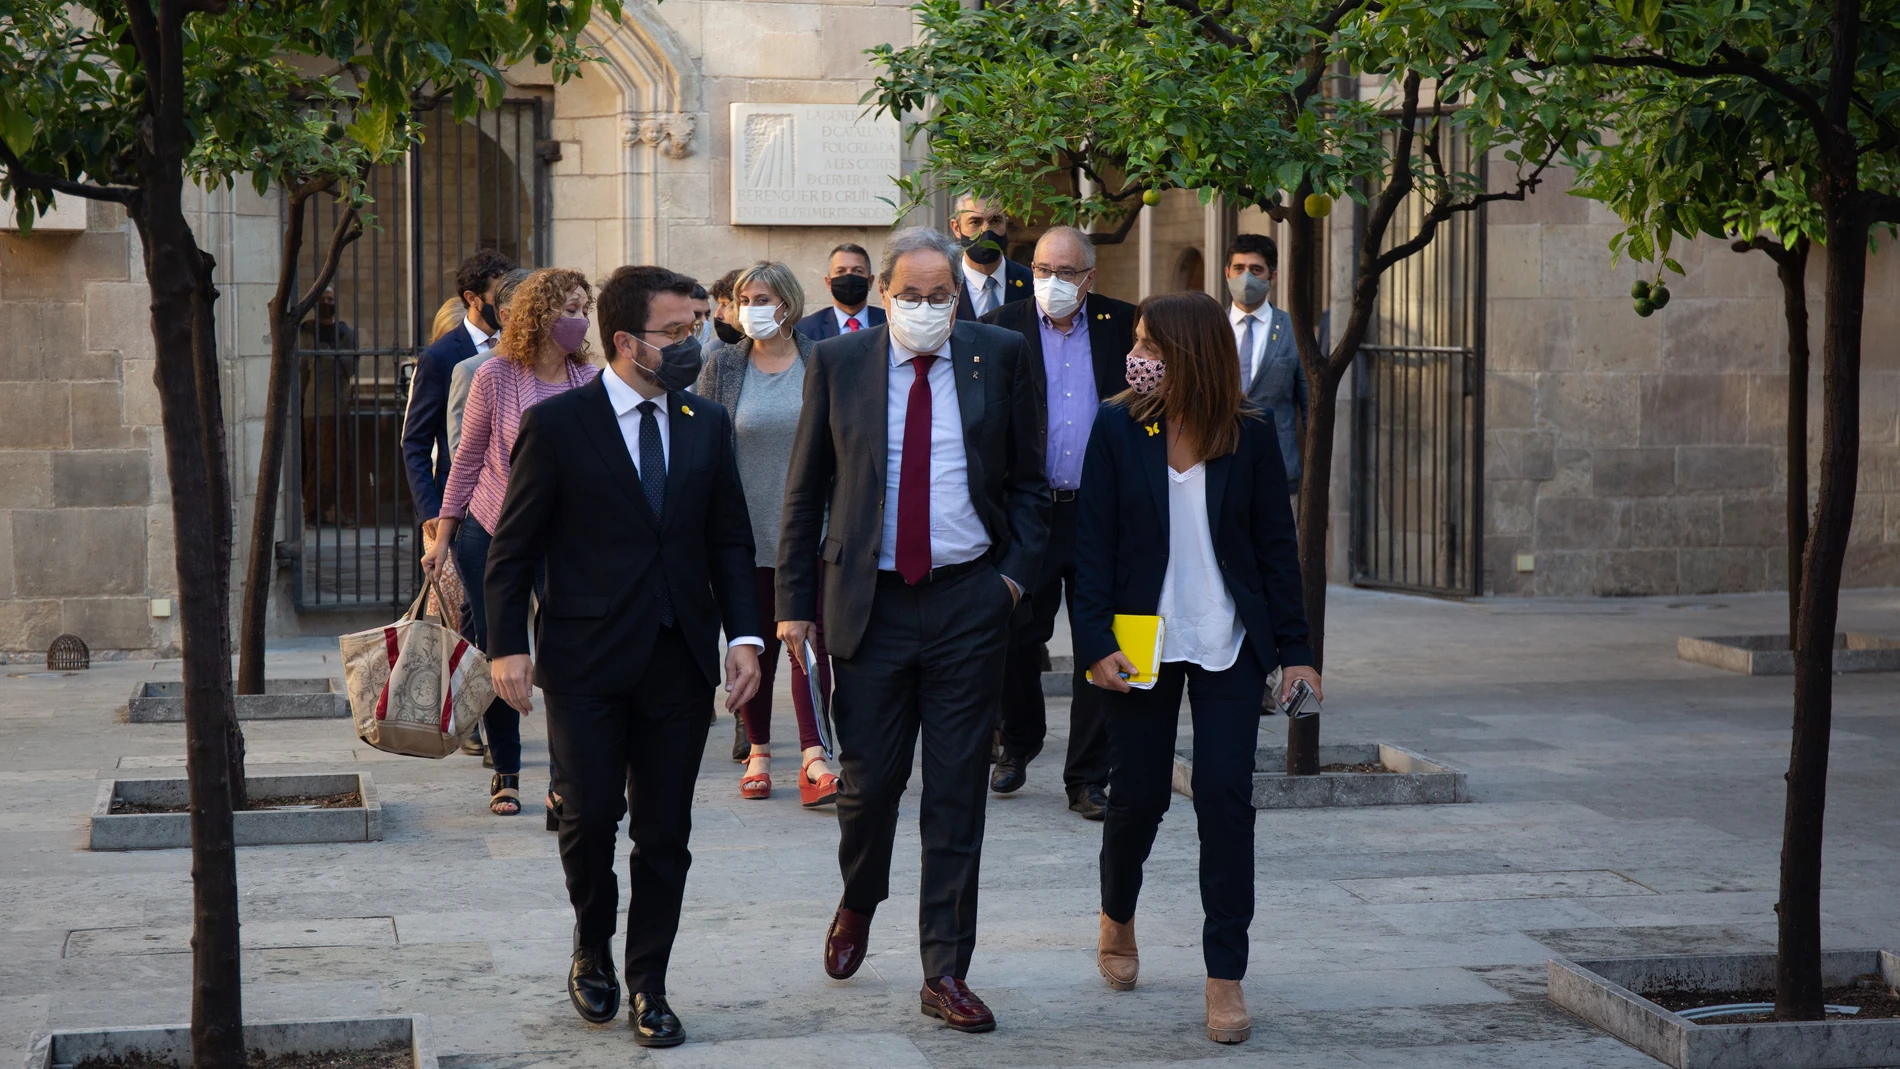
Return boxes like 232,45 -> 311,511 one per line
998,495 -> 1108,791
1099,641 -> 1265,980
453,516 -> 542,778
833,561 -> 1014,981
545,625 -> 710,994
742,565 -> 830,752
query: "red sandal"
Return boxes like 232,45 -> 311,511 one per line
800,756 -> 840,808
740,752 -> 772,800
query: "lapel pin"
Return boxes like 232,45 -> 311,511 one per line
1013,278 -> 1023,287
681,404 -> 694,416
1145,422 -> 1160,436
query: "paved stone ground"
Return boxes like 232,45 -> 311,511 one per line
4,586 -> 1898,1067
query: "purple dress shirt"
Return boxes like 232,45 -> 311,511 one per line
1039,310 -> 1098,490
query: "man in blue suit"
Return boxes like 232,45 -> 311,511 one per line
402,249 -> 515,524
950,195 -> 1032,321
1224,234 -> 1307,496
796,243 -> 888,340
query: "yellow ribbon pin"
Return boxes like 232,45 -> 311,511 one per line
681,404 -> 694,416
1145,422 -> 1160,436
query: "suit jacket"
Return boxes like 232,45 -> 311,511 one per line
1071,405 -> 1312,678
955,258 -> 1033,321
402,327 -> 479,519
1242,304 -> 1308,486
775,321 -> 1051,660
979,291 -> 1136,458
484,375 -> 762,694
796,303 -> 887,341
445,351 -> 495,457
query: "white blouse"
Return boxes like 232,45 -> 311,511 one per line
1156,463 -> 1245,671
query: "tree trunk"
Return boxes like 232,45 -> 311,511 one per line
1281,193 -> 1330,775
1775,241 -> 1811,642
1775,210 -> 1867,1022
189,251 -> 247,810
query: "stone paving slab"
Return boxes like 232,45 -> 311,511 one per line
3,587 -> 1899,1067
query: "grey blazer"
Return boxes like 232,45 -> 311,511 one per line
1243,304 -> 1308,487
444,351 -> 494,457
693,331 -> 818,440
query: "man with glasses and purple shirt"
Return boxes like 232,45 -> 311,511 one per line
980,226 -> 1135,819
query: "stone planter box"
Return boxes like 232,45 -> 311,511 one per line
27,1014 -> 434,1069
1174,742 -> 1467,808
89,772 -> 381,850
127,678 -> 350,723
1548,949 -> 1900,1069
1677,633 -> 1900,675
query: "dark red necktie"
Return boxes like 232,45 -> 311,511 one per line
895,354 -> 936,584
846,316 -> 861,332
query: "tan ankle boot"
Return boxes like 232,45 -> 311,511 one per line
1097,912 -> 1138,990
1205,978 -> 1250,1044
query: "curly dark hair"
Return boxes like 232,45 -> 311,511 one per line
455,249 -> 516,307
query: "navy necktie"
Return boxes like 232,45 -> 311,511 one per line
637,400 -> 675,626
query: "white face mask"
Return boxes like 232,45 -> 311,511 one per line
740,304 -> 783,341
887,297 -> 957,355
1033,274 -> 1084,319
694,317 -> 716,346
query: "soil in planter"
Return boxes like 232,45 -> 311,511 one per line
108,790 -> 363,815
1320,762 -> 1396,774
75,1040 -> 409,1068
1648,980 -> 1900,1023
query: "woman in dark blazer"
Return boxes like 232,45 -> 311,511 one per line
1072,290 -> 1321,1046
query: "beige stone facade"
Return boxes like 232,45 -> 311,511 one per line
1,1 -> 1896,657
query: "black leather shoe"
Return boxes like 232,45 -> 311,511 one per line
1068,784 -> 1108,821
631,992 -> 685,1047
567,945 -> 620,1023
991,754 -> 1026,794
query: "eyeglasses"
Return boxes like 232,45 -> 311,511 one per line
1031,265 -> 1090,283
638,323 -> 698,344
890,293 -> 958,310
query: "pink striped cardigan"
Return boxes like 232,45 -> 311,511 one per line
439,356 -> 599,534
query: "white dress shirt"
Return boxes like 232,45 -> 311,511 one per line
961,257 -> 1004,317
463,316 -> 497,354
1229,301 -> 1274,388
601,366 -> 762,651
879,336 -> 993,573
1156,463 -> 1245,671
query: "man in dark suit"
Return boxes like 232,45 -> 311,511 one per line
1224,233 -> 1307,495
949,194 -> 1032,320
977,225 -> 1134,819
485,265 -> 763,1048
402,249 -> 514,523
777,227 -> 1048,1034
796,242 -> 888,340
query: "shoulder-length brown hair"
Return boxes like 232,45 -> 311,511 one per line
1112,290 -> 1246,461
499,267 -> 593,367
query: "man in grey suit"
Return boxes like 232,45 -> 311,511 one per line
777,227 -> 1048,1034
1224,233 -> 1307,495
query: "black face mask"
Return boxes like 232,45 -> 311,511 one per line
828,273 -> 871,307
478,297 -> 502,334
961,228 -> 1006,266
634,334 -> 706,393
712,318 -> 744,345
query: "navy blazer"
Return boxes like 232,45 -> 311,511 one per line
1071,405 -> 1312,677
402,326 -> 478,519
955,258 -> 1033,321
796,303 -> 887,341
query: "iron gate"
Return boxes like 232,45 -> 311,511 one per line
1349,130 -> 1485,596
288,99 -> 550,611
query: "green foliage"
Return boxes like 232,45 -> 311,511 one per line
0,0 -> 621,227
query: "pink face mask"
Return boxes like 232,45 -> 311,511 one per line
550,313 -> 590,355
1125,352 -> 1165,394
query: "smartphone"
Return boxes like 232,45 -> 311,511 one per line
1279,679 -> 1320,720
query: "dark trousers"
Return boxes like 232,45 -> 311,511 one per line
742,565 -> 830,752
997,496 -> 1108,790
544,625 -> 711,995
1099,642 -> 1265,980
452,517 -> 542,777
833,561 -> 1013,980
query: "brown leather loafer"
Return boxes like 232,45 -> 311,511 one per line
920,975 -> 996,1033
824,905 -> 872,980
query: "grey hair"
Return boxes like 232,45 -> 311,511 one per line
1036,225 -> 1096,269
733,260 -> 806,329
877,227 -> 964,288
495,267 -> 533,306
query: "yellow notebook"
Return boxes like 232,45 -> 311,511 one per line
1084,614 -> 1165,690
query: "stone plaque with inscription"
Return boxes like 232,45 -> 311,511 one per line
730,103 -> 902,227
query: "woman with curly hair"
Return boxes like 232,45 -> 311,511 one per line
428,267 -> 600,817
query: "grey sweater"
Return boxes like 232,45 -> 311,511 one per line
694,333 -> 817,567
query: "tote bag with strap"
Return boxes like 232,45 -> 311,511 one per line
340,580 -> 494,758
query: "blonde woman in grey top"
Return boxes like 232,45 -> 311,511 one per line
694,260 -> 840,808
